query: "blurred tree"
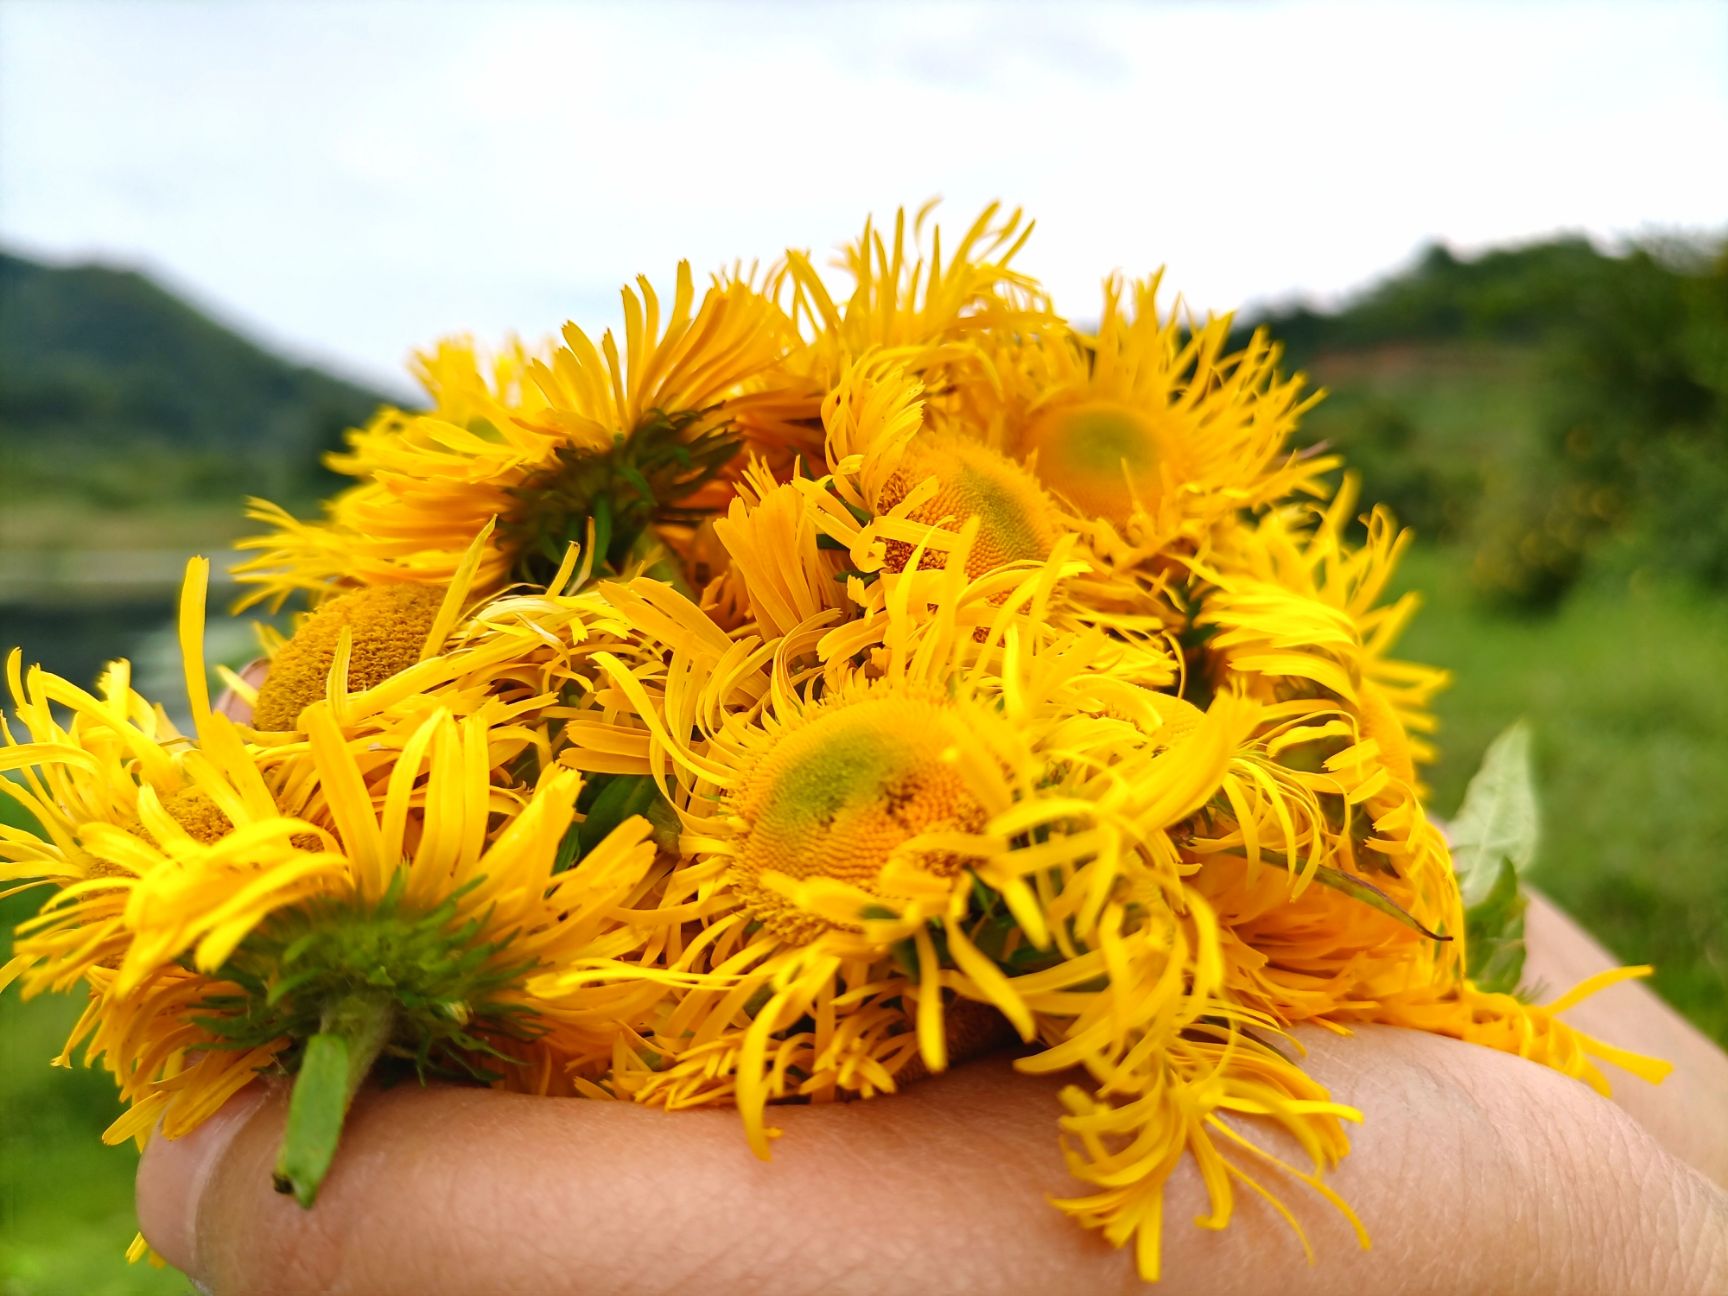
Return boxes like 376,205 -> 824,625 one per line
1245,232 -> 1728,609
1534,241 -> 1728,592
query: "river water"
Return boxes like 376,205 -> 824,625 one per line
1,557 -> 281,727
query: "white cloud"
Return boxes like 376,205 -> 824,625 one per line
2,0 -> 1723,391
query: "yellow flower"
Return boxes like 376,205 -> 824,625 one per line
796,354 -> 1062,580
708,678 -> 1018,945
236,265 -> 801,607
876,434 -> 1060,577
707,458 -> 849,641
235,339 -> 555,606
1196,479 -> 1448,775
732,354 -> 1179,686
1002,274 -> 1334,562
1,559 -> 300,924
782,202 -> 1050,389
3,205 -> 1676,1283
251,583 -> 447,730
239,520 -> 509,734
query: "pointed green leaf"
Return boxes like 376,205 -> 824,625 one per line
1449,721 -> 1539,908
564,774 -> 678,869
1463,855 -> 1528,994
1448,723 -> 1541,993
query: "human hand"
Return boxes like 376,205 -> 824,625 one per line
135,897 -> 1728,1296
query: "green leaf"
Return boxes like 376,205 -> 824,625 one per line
1449,722 -> 1540,993
889,938 -> 920,979
1463,856 -> 1528,994
563,774 -> 678,869
1311,865 -> 1450,941
1449,721 -> 1538,908
552,822 -> 584,875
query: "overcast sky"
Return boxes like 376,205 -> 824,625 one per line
2,0 -> 1724,395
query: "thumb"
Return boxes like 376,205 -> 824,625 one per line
135,1061 -> 1131,1296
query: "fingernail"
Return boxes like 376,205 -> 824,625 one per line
136,1086 -> 268,1281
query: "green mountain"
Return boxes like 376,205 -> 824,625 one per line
0,250 -> 388,522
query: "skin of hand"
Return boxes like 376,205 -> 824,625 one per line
132,895 -> 1728,1296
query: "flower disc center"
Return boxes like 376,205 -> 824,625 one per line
732,696 -> 990,942
877,438 -> 1057,576
253,584 -> 445,731
1021,399 -> 1173,525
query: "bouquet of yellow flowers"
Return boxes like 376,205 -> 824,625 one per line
0,205 -> 1667,1280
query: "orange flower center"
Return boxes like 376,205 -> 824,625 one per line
158,788 -> 234,844
731,696 -> 990,943
253,584 -> 445,731
875,437 -> 1057,577
1020,399 -> 1179,526
119,787 -> 232,852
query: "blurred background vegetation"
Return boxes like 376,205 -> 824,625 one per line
2,234 -> 1725,1292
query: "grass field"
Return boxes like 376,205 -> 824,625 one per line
0,959 -> 188,1296
1393,546 -> 1728,1042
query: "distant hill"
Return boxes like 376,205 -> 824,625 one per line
0,250 -> 388,517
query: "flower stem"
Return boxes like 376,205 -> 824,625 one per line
272,993 -> 394,1207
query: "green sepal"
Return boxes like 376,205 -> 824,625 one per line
502,408 -> 739,588
1310,864 -> 1451,941
818,480 -> 873,527
191,872 -> 539,1080
588,494 -> 614,573
741,985 -> 775,1017
888,937 -> 920,980
1449,723 -> 1540,992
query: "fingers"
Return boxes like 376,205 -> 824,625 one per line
142,1062 -> 1124,1296
214,658 -> 269,725
1521,891 -> 1728,1187
138,1030 -> 1728,1296
134,1085 -> 269,1277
